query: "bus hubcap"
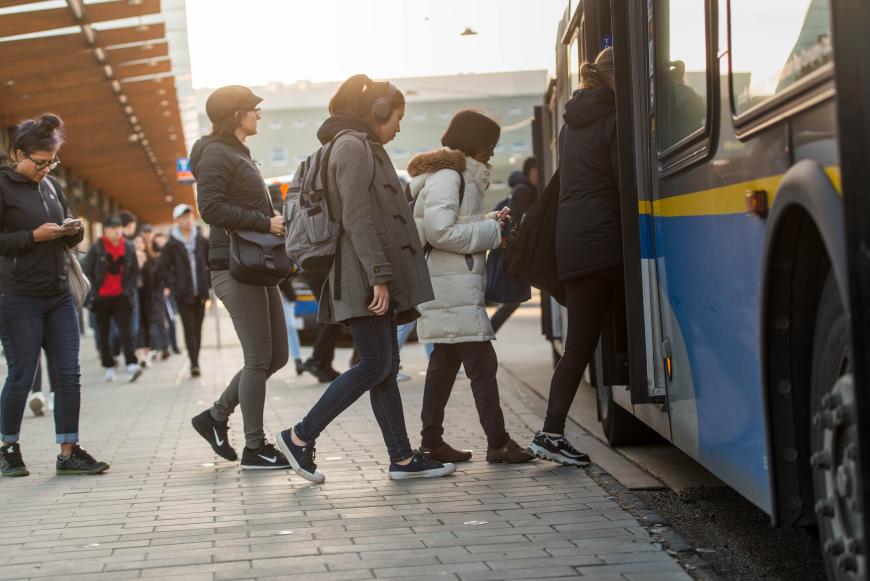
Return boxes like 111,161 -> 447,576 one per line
813,374 -> 865,579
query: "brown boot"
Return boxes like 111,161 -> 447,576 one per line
420,442 -> 473,463
486,439 -> 534,463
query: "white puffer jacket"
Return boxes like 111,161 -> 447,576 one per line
408,149 -> 502,343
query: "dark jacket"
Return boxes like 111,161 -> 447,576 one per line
82,238 -> 139,306
485,171 -> 536,304
157,229 -> 210,304
190,135 -> 273,271
556,87 -> 622,281
0,168 -> 84,297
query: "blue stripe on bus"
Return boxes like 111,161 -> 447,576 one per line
638,212 -> 655,259
295,300 -> 319,316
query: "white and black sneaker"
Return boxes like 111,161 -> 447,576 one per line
527,432 -> 590,467
277,429 -> 325,483
240,441 -> 290,470
388,450 -> 456,480
191,409 -> 238,461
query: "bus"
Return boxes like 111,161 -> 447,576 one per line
534,2 -> 869,579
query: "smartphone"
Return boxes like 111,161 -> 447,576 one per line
62,218 -> 83,228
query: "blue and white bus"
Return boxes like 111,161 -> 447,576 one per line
535,2 -> 869,579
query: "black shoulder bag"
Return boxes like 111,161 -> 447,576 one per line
228,189 -> 294,286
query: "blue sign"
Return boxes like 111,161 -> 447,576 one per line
176,157 -> 194,184
601,33 -> 613,50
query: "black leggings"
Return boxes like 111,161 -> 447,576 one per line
543,271 -> 623,434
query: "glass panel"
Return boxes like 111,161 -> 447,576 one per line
657,0 -> 708,150
730,0 -> 831,115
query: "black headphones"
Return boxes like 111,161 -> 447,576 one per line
364,78 -> 400,123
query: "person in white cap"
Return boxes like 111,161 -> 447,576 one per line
157,204 -> 210,377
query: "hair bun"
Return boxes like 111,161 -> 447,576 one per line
36,114 -> 62,132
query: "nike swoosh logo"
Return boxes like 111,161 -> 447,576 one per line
213,427 -> 224,446
258,455 -> 278,463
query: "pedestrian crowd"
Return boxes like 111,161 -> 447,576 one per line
0,47 -> 621,484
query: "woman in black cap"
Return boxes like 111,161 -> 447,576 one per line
0,114 -> 109,477
406,110 -> 534,465
188,85 -> 292,470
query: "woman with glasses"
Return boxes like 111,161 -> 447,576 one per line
0,113 -> 110,477
189,85 -> 292,471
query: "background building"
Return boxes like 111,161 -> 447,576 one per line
196,70 -> 547,209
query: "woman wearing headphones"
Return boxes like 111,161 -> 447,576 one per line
276,75 -> 455,483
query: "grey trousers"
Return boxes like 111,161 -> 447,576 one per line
210,270 -> 289,449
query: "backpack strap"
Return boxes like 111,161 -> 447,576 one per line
318,129 -> 377,302
419,168 -> 466,259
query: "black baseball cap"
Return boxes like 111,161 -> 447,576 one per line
205,85 -> 263,123
102,215 -> 122,228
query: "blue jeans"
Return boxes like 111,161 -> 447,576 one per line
397,321 -> 434,358
282,298 -> 302,361
0,292 -> 80,444
295,314 -> 412,462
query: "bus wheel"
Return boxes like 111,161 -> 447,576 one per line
598,384 -> 660,447
810,272 -> 864,581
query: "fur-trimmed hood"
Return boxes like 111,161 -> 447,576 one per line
407,148 -> 466,177
408,148 -> 491,200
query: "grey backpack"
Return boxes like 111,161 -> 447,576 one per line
284,131 -> 375,285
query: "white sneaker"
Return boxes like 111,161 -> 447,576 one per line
126,363 -> 143,383
105,368 -> 116,383
27,392 -> 45,417
396,371 -> 411,382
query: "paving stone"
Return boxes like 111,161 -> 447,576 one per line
0,314 -> 684,581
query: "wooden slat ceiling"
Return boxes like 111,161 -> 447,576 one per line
0,3 -> 192,224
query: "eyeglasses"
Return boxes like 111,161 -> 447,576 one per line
242,108 -> 262,116
27,155 -> 61,171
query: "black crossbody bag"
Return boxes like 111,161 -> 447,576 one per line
228,192 -> 294,286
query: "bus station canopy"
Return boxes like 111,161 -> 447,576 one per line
0,0 -> 194,223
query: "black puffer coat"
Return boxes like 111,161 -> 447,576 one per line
555,87 -> 622,281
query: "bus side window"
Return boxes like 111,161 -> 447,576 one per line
655,0 -> 708,152
730,0 -> 832,116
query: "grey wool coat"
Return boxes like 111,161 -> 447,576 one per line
318,130 -> 434,325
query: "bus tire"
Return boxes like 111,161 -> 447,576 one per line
598,384 -> 660,447
809,271 -> 864,581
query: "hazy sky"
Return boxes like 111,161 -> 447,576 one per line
186,0 -> 569,88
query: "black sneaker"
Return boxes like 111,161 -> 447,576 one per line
0,443 -> 29,477
240,441 -> 291,470
388,451 -> 456,480
191,409 -> 238,461
527,432 -> 590,467
56,446 -> 110,475
301,359 -> 338,383
191,366 -> 201,377
276,429 -> 325,483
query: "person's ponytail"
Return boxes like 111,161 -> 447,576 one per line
579,47 -> 615,90
328,74 -> 372,117
328,74 -> 405,123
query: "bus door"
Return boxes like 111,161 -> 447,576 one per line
611,0 -> 670,411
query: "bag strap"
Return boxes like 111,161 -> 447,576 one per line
320,130 -> 376,302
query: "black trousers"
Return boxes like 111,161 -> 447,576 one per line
177,299 -> 206,368
93,296 -> 136,369
304,271 -> 341,367
543,271 -> 623,434
421,341 -> 509,450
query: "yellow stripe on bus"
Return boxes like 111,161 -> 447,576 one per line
637,166 -> 841,217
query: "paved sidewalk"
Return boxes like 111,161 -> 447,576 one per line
0,314 -> 691,581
